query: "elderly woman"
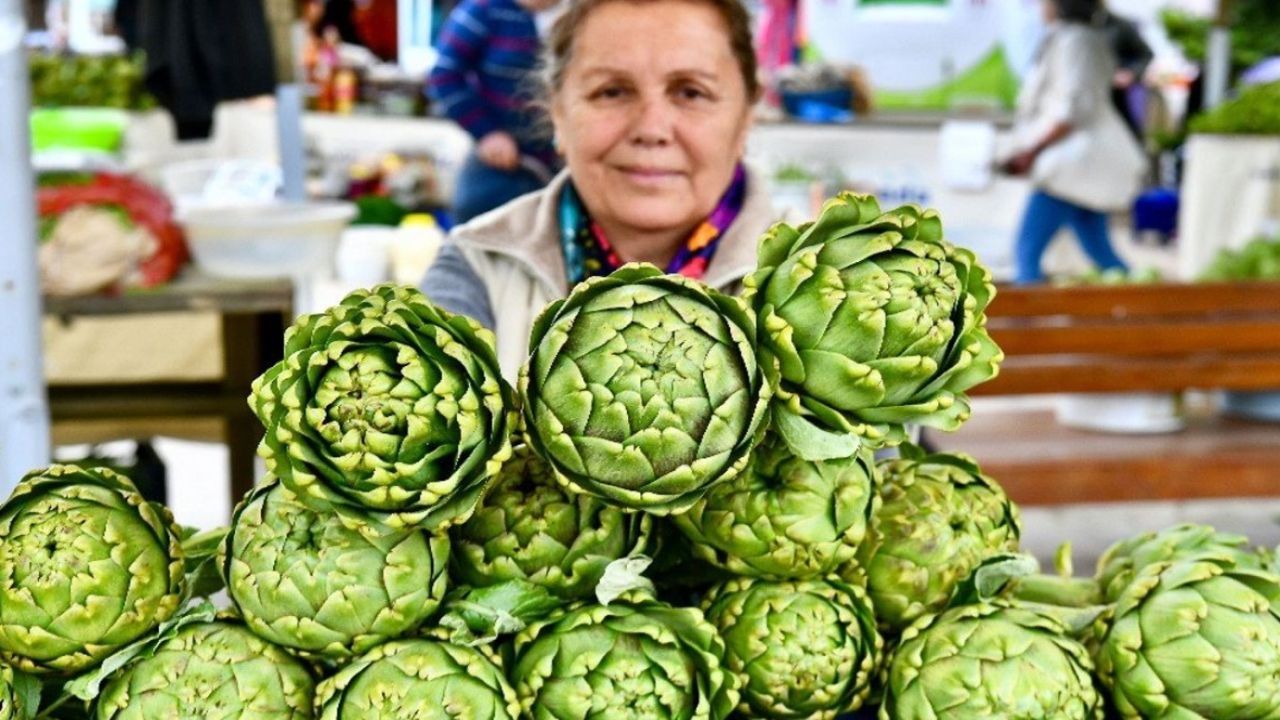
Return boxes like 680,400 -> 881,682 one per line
422,0 -> 776,379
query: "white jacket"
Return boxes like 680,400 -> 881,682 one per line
1015,23 -> 1148,211
448,167 -> 780,381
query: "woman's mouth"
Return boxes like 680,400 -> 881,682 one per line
617,166 -> 682,185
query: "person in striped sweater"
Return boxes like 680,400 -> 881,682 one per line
427,0 -> 563,223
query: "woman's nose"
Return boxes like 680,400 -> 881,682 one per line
628,97 -> 675,147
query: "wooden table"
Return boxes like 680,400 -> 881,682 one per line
44,274 -> 293,505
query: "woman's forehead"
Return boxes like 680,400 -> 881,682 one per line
567,3 -> 737,77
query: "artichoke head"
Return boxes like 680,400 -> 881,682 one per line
223,480 -> 450,661
881,602 -> 1105,719
855,445 -> 1020,632
0,464 -> 184,674
703,577 -> 882,719
1095,555 -> 1280,719
511,589 -> 739,719
1095,523 -> 1266,603
674,434 -> 877,580
96,621 -> 315,719
315,635 -> 520,719
744,193 -> 1003,456
521,264 -> 770,515
451,446 -> 650,600
250,284 -> 516,530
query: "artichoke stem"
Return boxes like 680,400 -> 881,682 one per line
1010,573 -> 1103,609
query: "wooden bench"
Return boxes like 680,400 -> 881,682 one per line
928,281 -> 1280,505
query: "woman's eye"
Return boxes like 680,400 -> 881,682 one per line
676,85 -> 710,101
591,86 -> 627,100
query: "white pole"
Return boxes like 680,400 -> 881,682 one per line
1204,26 -> 1231,109
1203,0 -> 1234,110
0,0 -> 52,492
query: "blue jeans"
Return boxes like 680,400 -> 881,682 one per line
1014,190 -> 1128,284
451,151 -> 547,224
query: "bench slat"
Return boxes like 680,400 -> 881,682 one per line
974,353 -> 1280,394
992,456 -> 1280,504
991,281 -> 1280,319
990,318 -> 1280,357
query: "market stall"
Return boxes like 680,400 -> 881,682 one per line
5,0 -> 1280,717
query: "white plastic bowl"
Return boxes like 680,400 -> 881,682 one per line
179,201 -> 356,279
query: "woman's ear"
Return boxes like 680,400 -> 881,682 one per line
734,106 -> 754,160
549,97 -> 568,155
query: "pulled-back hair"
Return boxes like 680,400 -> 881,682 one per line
540,0 -> 761,101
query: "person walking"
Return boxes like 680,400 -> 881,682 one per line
1003,0 -> 1147,284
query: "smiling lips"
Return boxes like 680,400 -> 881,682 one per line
617,165 -> 684,186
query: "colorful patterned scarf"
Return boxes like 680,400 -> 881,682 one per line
558,164 -> 748,284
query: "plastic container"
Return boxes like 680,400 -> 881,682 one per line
30,108 -> 128,152
179,201 -> 356,278
1221,390 -> 1280,422
160,159 -> 281,213
1055,392 -> 1186,434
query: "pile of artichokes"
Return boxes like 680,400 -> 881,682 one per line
4,193 -> 1279,719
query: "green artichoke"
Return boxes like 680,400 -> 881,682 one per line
0,464 -> 184,674
510,589 -> 739,719
96,621 -> 314,719
315,636 -> 520,719
451,447 -> 649,600
702,577 -> 881,718
1095,555 -> 1280,719
1095,523 -> 1266,603
521,264 -> 770,515
854,445 -> 1021,632
222,481 -> 449,661
673,434 -> 877,579
0,664 -> 30,720
881,602 -> 1105,719
744,193 -> 1002,456
251,284 -> 516,530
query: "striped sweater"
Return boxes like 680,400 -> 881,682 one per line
426,0 -> 557,166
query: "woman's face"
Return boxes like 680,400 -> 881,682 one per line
1041,0 -> 1059,22
550,0 -> 753,239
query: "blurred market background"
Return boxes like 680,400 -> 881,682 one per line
2,0 -> 1279,568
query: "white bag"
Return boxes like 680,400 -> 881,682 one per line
1032,109 -> 1148,212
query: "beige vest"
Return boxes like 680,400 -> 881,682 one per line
450,167 -> 780,382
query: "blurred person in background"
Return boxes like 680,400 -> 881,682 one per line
427,0 -> 563,224
1100,6 -> 1153,140
1002,0 -> 1147,284
421,0 -> 776,378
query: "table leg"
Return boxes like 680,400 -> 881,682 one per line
221,311 -> 287,506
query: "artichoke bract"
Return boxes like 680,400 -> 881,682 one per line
0,664 -> 29,720
251,284 -> 516,530
315,637 -> 520,719
744,193 -> 1002,456
881,602 -> 1105,719
1095,523 -> 1266,603
0,464 -> 184,674
95,621 -> 314,719
521,264 -> 770,515
674,435 -> 876,580
451,447 -> 649,600
855,445 -> 1020,632
1095,556 -> 1280,719
703,577 -> 881,719
223,481 -> 450,661
510,589 -> 739,719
